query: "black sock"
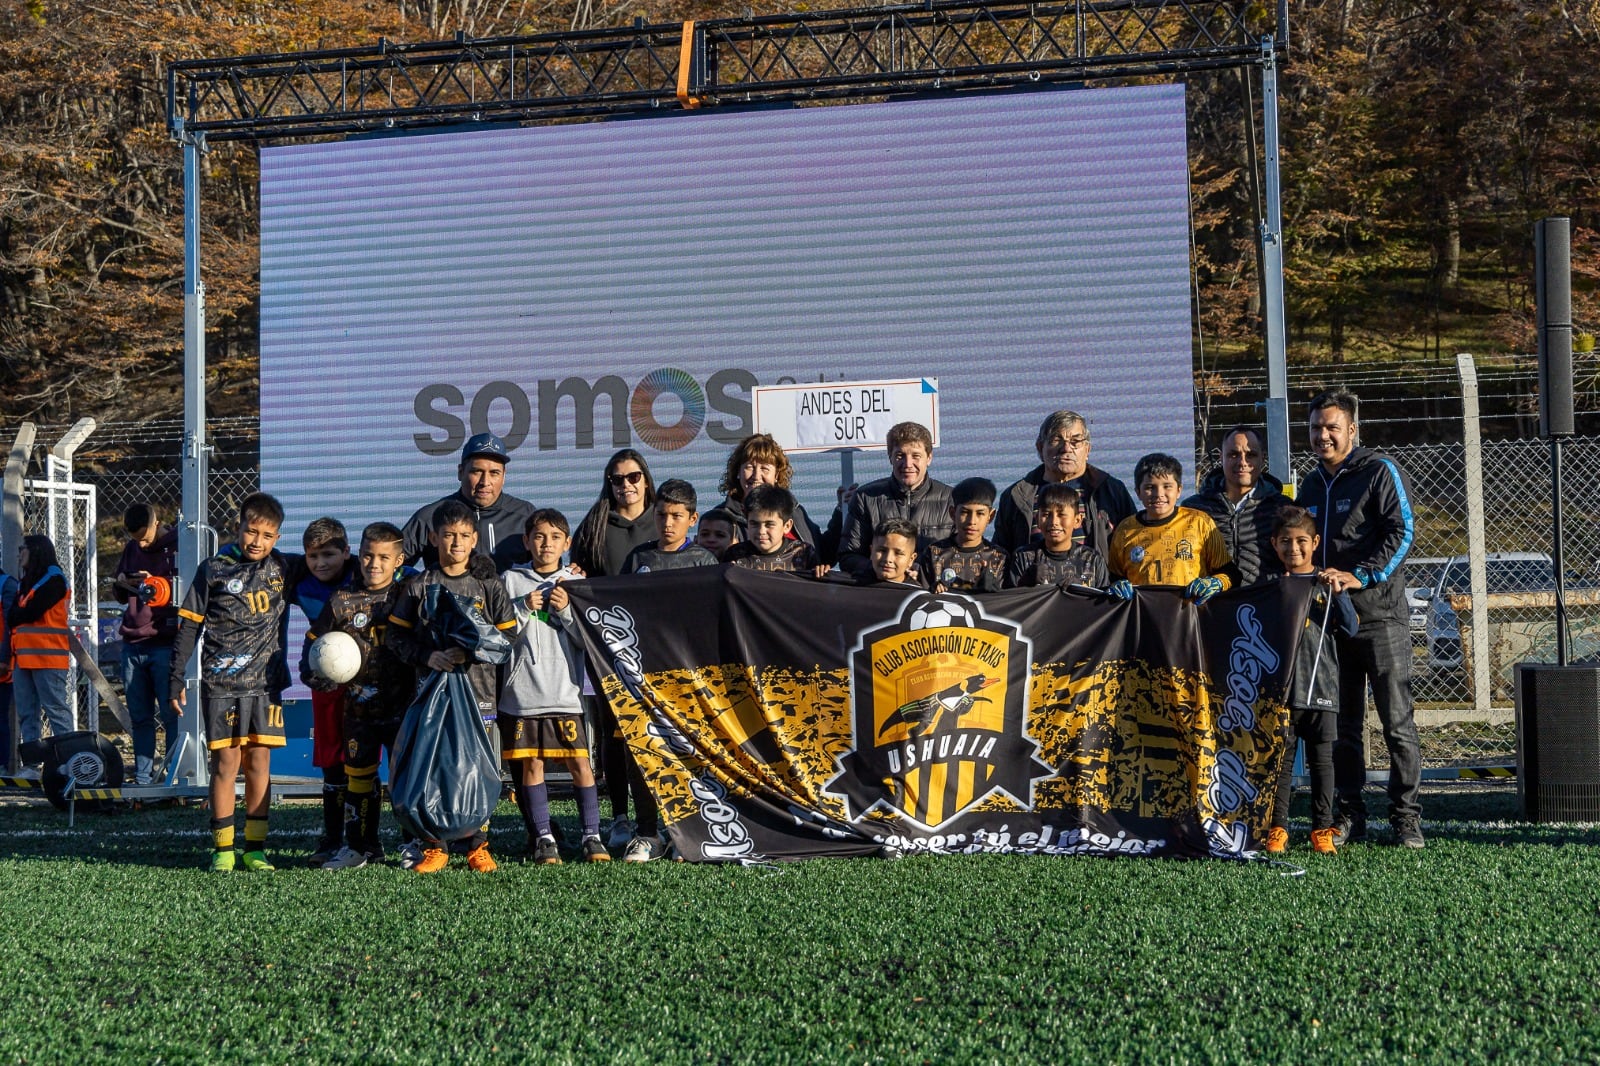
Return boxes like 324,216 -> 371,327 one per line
576,784 -> 601,838
604,735 -> 629,819
320,774 -> 344,847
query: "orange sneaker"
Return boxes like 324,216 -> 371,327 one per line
466,844 -> 498,873
1264,826 -> 1289,854
1310,828 -> 1337,855
413,847 -> 449,874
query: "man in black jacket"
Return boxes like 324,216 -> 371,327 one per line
994,410 -> 1136,560
403,433 -> 537,571
835,422 -> 953,582
1181,425 -> 1292,586
1296,390 -> 1424,849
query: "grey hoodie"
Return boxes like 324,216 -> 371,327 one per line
498,565 -> 585,717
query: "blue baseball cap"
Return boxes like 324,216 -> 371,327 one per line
461,432 -> 511,464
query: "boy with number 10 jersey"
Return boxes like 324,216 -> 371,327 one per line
168,492 -> 298,872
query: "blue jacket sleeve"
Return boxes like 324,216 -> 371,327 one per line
1332,589 -> 1360,637
1356,458 -> 1416,586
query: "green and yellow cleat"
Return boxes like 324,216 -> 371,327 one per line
239,850 -> 276,872
211,849 -> 236,873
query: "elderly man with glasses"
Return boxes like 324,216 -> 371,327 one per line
994,411 -> 1136,559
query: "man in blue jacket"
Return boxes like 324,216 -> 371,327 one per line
1297,390 -> 1424,849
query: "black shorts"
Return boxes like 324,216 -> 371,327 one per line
345,715 -> 402,769
204,694 -> 285,750
500,713 -> 589,761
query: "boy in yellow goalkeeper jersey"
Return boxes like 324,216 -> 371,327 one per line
1107,453 -> 1240,604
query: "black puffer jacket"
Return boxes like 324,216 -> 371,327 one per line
994,463 -> 1136,560
1296,447 -> 1416,626
836,476 -> 954,580
403,489 -> 537,571
1181,470 -> 1292,587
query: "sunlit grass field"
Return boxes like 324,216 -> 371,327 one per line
0,784 -> 1594,1063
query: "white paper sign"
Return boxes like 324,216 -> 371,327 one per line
753,378 -> 941,453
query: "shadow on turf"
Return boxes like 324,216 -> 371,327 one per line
0,806 -> 576,870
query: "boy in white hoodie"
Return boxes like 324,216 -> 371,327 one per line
499,509 -> 609,864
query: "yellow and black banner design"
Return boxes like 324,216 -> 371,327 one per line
570,568 -> 1310,863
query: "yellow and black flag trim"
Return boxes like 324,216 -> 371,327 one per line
567,567 -> 1311,863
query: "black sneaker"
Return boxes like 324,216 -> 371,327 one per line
581,835 -> 611,863
532,835 -> 562,865
1392,816 -> 1426,849
1331,812 -> 1367,846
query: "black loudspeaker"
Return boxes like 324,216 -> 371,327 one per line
1515,663 -> 1600,821
1536,217 -> 1574,439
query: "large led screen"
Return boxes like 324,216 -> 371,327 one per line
259,83 -> 1195,550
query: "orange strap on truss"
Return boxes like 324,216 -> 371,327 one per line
677,21 -> 702,109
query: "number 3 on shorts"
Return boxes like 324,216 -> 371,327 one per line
560,719 -> 578,742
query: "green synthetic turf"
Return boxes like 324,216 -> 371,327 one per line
0,788 -> 1595,1064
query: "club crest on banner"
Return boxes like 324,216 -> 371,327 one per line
828,593 -> 1051,829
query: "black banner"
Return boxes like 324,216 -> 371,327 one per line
567,569 -> 1311,861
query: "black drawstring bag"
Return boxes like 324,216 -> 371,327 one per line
389,582 -> 512,844
424,583 -> 513,665
389,670 -> 501,844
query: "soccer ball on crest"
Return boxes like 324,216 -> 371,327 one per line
907,596 -> 976,631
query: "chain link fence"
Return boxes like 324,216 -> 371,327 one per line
84,468 -> 259,601
1200,434 -> 1600,769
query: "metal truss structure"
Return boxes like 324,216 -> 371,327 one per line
168,0 -> 1286,142
163,0 -> 1291,790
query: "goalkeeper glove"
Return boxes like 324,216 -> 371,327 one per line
1185,576 -> 1223,604
1108,580 -> 1135,601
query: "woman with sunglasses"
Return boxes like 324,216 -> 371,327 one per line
572,449 -> 658,578
570,449 -> 659,850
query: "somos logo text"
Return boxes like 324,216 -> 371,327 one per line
413,368 -> 765,455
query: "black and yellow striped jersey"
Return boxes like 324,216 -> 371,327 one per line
386,569 -> 517,716
1005,543 -> 1109,589
304,582 -> 415,719
918,538 -> 1008,592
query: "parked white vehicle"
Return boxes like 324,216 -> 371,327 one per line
1421,552 -> 1554,670
1405,556 -> 1448,640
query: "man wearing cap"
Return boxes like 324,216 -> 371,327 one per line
403,433 -> 537,570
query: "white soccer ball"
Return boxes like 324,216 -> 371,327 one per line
907,596 -> 976,631
308,630 -> 364,684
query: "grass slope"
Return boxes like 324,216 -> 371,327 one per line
0,786 -> 1595,1064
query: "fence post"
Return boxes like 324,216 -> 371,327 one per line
2,423 -> 35,772
1456,354 -> 1492,713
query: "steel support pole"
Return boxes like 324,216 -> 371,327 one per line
1258,37 -> 1292,492
1553,437 -> 1568,665
179,128 -> 210,787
